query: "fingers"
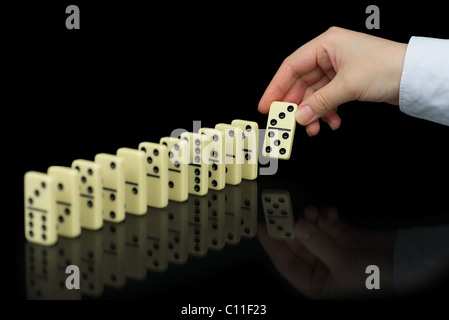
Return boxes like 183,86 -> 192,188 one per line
295,73 -> 352,126
258,33 -> 330,114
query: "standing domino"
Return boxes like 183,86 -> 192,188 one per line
199,128 -> 226,190
138,142 -> 169,208
72,160 -> 103,230
117,148 -> 147,215
262,101 -> 297,160
95,153 -> 126,223
24,171 -> 57,246
160,137 -> 189,202
215,123 -> 243,185
231,119 -> 259,180
48,166 -> 81,238
180,132 -> 209,196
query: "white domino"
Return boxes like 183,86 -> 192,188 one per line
262,101 -> 297,160
199,128 -> 226,190
71,159 -> 103,230
138,142 -> 169,208
160,137 -> 189,202
117,148 -> 147,215
180,132 -> 209,196
262,189 -> 295,239
24,171 -> 57,246
48,166 -> 81,238
231,119 -> 259,180
215,123 -> 243,185
95,153 -> 126,223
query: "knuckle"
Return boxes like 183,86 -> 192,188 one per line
311,91 -> 332,115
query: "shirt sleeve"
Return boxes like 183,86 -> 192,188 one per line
399,36 -> 449,126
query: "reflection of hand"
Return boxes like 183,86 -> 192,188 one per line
258,206 -> 397,299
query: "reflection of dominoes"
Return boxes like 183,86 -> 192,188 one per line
80,229 -> 103,297
146,207 -> 168,272
160,137 -> 189,202
207,190 -> 225,250
224,185 -> 242,244
54,237 -> 81,300
72,160 -> 104,230
231,119 -> 258,180
124,214 -> 147,280
25,242 -> 57,299
139,142 -> 168,208
180,132 -> 209,196
262,101 -> 297,160
262,189 -> 295,239
199,128 -> 225,190
167,201 -> 189,264
95,153 -> 126,223
215,123 -> 243,185
48,166 -> 81,238
102,221 -> 126,288
187,195 -> 208,256
117,148 -> 147,215
239,180 -> 258,238
24,172 -> 57,245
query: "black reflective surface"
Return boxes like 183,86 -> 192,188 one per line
8,2 -> 449,315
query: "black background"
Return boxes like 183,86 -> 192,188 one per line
6,0 -> 449,310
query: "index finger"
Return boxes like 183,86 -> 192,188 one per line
258,35 -> 324,114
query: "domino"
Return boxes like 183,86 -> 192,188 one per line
71,160 -> 103,230
199,128 -> 226,190
180,132 -> 209,196
138,142 -> 168,208
215,123 -> 243,185
224,185 -> 242,244
262,189 -> 295,240
207,190 -> 226,250
24,171 -> 57,246
54,237 -> 81,299
231,119 -> 259,180
159,137 -> 189,202
117,148 -> 147,215
25,243 -> 57,299
146,206 -> 168,272
262,101 -> 297,160
239,180 -> 258,238
124,214 -> 147,280
187,196 -> 208,256
80,229 -> 104,297
102,221 -> 126,288
95,153 -> 126,223
167,201 -> 189,264
47,166 -> 81,238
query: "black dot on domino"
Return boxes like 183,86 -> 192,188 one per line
279,112 -> 285,119
169,181 -> 174,188
132,187 -> 138,195
110,162 -> 116,169
153,149 -> 159,156
287,105 -> 295,112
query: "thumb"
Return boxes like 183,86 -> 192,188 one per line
295,76 -> 352,126
294,219 -> 351,271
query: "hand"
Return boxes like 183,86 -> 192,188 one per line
258,205 -> 396,299
258,27 -> 408,136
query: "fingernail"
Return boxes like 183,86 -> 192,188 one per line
294,220 -> 313,240
295,105 -> 316,125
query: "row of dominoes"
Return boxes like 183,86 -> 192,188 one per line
24,119 -> 264,246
